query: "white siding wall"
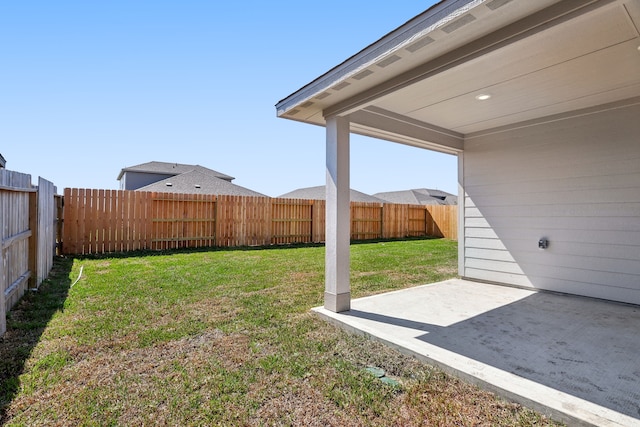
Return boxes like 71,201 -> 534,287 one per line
463,102 -> 640,305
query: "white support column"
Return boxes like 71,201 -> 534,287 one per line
457,152 -> 465,277
325,115 -> 351,312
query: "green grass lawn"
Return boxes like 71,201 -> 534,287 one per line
0,239 -> 562,426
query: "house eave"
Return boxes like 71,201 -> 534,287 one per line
276,0 -> 570,124
276,0 -> 638,141
275,0 -> 479,119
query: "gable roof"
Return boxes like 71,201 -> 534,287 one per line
117,161 -> 234,182
374,188 -> 457,205
136,170 -> 266,197
279,185 -> 385,203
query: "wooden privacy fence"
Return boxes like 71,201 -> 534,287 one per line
0,171 -> 58,335
62,189 -> 457,255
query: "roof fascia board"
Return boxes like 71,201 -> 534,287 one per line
323,0 -> 611,119
120,168 -> 181,177
349,107 -> 464,151
118,164 -> 235,182
117,164 -> 183,180
276,0 -> 479,115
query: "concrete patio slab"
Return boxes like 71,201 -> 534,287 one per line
312,279 -> 640,427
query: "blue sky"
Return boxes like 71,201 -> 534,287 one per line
1,0 -> 456,197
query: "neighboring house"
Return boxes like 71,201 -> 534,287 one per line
374,188 -> 457,205
0,153 -> 5,169
277,0 -> 640,311
279,185 -> 385,203
117,161 -> 234,191
117,161 -> 265,197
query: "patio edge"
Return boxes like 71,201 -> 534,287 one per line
312,304 -> 638,427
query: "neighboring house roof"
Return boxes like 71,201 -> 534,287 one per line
279,186 -> 385,203
374,189 -> 457,205
136,170 -> 266,197
0,153 -> 5,168
117,161 -> 234,182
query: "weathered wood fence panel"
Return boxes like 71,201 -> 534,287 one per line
0,170 -> 33,335
35,177 -> 57,286
61,189 -> 458,255
0,171 -> 57,335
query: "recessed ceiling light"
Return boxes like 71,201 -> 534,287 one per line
475,94 -> 491,101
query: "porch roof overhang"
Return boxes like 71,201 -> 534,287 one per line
276,0 -> 640,154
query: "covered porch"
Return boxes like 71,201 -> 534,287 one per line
276,0 -> 640,311
276,0 -> 640,425
314,279 -> 640,426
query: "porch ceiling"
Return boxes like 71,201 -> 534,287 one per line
276,0 -> 640,152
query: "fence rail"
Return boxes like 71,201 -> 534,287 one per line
62,189 -> 457,255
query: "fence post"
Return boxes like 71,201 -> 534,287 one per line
214,195 -> 219,247
0,189 -> 4,336
56,195 -> 63,255
309,200 -> 314,243
379,203 -> 384,239
28,191 -> 38,289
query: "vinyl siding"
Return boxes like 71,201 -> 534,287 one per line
462,101 -> 640,305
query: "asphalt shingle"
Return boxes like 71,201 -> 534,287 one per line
279,185 -> 385,203
373,189 -> 457,205
136,170 -> 266,197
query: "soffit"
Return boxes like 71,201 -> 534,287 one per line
277,0 -> 640,151
276,0 -> 560,124
375,0 -> 640,134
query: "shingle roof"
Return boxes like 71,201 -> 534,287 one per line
373,189 -> 457,205
279,186 -> 385,203
136,170 -> 266,197
117,161 -> 234,181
